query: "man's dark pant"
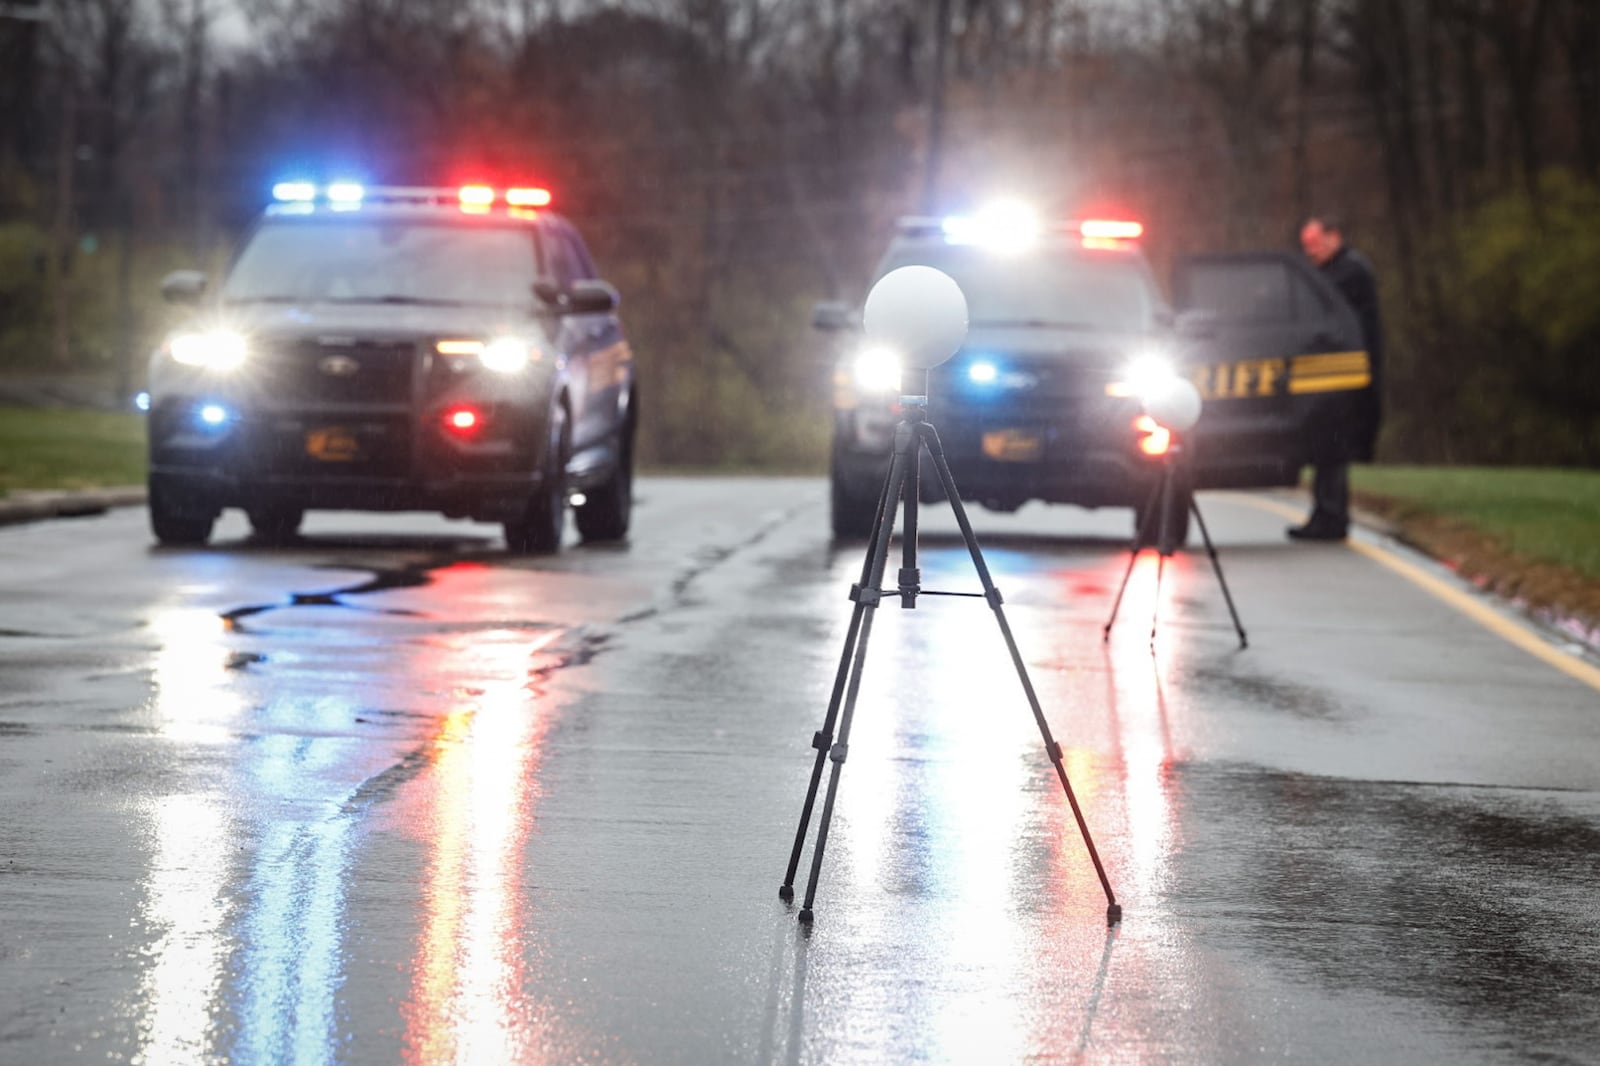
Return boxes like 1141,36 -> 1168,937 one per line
1311,461 -> 1349,531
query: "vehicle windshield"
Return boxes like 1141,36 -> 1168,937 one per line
879,242 -> 1163,331
221,218 -> 541,307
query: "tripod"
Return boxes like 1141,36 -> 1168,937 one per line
780,386 -> 1121,927
1103,440 -> 1247,650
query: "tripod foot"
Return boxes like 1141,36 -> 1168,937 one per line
797,908 -> 814,925
778,884 -> 794,903
1107,903 -> 1123,926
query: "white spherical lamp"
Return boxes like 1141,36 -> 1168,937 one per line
862,266 -> 969,371
1144,377 -> 1203,433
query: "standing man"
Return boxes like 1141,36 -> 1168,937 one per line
1290,214 -> 1384,540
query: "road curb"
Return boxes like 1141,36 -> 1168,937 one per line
0,487 -> 146,528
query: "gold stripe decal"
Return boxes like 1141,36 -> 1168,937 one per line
1289,373 -> 1371,394
1289,350 -> 1371,394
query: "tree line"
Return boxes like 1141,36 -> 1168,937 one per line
2,0 -> 1596,466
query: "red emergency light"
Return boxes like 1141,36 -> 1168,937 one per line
458,185 -> 496,207
1134,414 -> 1171,457
1080,219 -> 1144,240
442,406 -> 484,436
506,187 -> 552,208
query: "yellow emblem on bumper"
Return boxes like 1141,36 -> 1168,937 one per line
982,429 -> 1042,462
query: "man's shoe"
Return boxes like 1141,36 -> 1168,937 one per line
1287,520 -> 1347,541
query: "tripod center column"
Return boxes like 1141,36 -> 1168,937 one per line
898,373 -> 929,609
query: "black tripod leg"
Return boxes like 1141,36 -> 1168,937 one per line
780,459 -> 899,901
796,434 -> 911,924
1104,475 -> 1164,641
1150,553 -> 1167,651
1190,499 -> 1248,649
922,427 -> 1122,926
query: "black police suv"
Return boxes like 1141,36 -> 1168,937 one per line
145,184 -> 636,552
817,211 -> 1373,544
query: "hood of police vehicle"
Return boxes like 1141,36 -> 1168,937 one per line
212,300 -> 547,342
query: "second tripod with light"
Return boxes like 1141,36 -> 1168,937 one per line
1102,434 -> 1248,650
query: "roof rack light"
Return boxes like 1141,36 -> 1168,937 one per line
1080,219 -> 1143,240
506,187 -> 552,208
272,181 -> 317,202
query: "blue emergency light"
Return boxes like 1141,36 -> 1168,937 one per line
271,182 -> 316,202
968,360 -> 999,385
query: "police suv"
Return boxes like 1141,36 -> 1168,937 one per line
146,182 -> 636,552
817,204 -> 1374,542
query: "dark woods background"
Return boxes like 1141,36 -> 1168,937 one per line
1,0 -> 1597,468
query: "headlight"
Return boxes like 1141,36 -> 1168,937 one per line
434,337 -> 534,373
169,330 -> 247,371
1107,350 -> 1177,400
852,346 -> 902,393
479,337 -> 531,373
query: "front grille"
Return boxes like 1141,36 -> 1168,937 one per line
929,356 -> 1120,434
257,339 -> 419,405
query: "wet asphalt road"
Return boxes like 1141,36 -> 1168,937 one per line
1,477 -> 1598,1065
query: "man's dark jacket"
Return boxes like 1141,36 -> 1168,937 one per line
1317,245 -> 1383,462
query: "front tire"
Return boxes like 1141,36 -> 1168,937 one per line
247,506 -> 303,545
148,475 -> 215,547
830,451 -> 882,541
1134,488 -> 1192,552
504,404 -> 569,555
575,419 -> 634,543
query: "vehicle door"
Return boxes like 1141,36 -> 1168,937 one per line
544,222 -> 629,459
1170,252 -> 1367,486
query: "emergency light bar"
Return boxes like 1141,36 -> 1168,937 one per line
270,183 -> 554,210
898,214 -> 1144,249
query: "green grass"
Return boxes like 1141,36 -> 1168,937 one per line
1353,465 -> 1600,581
0,408 -> 146,496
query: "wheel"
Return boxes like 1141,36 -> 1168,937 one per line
148,475 -> 215,546
830,453 -> 881,541
575,419 -> 634,542
247,505 -> 303,544
1134,488 -> 1192,551
504,403 -> 569,555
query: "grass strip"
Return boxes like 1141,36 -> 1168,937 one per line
0,408 -> 146,497
1352,465 -> 1600,630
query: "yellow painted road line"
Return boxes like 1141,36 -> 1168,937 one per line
1223,491 -> 1600,694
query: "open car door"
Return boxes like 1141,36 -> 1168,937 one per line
1171,252 -> 1370,489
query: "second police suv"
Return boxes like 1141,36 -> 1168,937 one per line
144,181 -> 637,552
817,202 -> 1376,544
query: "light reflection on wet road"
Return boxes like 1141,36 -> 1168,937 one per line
2,477 -> 1598,1064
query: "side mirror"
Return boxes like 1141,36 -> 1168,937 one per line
160,270 -> 207,306
536,279 -> 619,314
811,301 -> 859,331
1175,308 -> 1220,340
568,279 -> 620,314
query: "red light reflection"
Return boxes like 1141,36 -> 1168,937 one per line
397,598 -> 563,1064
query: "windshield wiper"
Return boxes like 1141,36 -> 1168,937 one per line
970,318 -> 1100,330
321,295 -> 474,307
